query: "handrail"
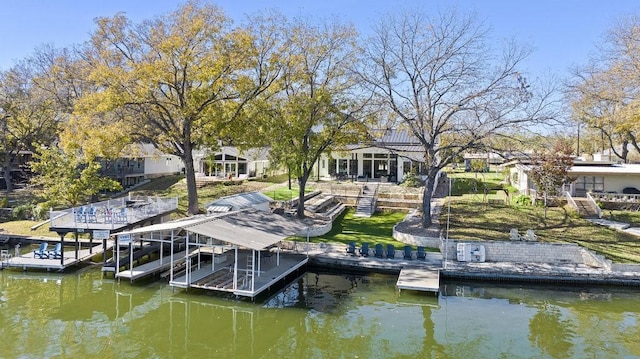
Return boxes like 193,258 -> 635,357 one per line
371,184 -> 379,213
586,192 -> 603,218
564,191 -> 578,212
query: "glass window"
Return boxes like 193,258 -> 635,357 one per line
363,153 -> 372,158
374,153 -> 388,159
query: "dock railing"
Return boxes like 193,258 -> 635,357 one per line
49,195 -> 179,230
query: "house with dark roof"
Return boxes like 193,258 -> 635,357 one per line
317,129 -> 426,183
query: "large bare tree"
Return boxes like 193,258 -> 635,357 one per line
360,9 -> 557,227
569,14 -> 640,163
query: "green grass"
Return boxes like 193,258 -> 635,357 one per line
444,195 -> 640,263
294,209 -> 407,246
262,186 -> 315,201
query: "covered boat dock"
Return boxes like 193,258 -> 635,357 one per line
114,209 -> 312,299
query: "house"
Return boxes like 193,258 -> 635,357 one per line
508,159 -> 640,197
317,129 -> 426,183
100,143 -> 184,188
193,147 -> 271,179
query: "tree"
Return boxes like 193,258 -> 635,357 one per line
73,1 -> 281,215
529,140 -> 575,218
249,16 -> 369,218
30,146 -> 122,208
360,8 -> 557,227
569,14 -> 640,163
0,60 -> 62,192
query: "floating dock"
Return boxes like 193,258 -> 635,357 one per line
396,268 -> 440,293
0,242 -> 112,271
115,250 -> 188,281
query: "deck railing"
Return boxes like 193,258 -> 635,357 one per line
49,195 -> 179,230
589,192 -> 640,203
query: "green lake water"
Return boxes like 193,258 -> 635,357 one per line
1,266 -> 639,358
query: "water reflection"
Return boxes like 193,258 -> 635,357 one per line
1,268 -> 640,358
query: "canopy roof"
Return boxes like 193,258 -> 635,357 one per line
117,209 -> 309,251
184,210 -> 308,251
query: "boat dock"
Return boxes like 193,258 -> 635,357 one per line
115,250 -> 188,281
396,268 -> 440,293
0,242 -> 113,271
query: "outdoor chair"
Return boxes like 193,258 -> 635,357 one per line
524,229 -> 538,241
386,244 -> 395,259
509,228 -> 522,241
48,243 -> 62,259
373,244 -> 384,258
403,245 -> 413,260
33,243 -> 49,259
359,242 -> 370,257
346,241 -> 357,256
87,207 -> 97,223
75,206 -> 87,223
416,246 -> 426,260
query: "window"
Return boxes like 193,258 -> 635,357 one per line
363,153 -> 372,158
576,176 -> 604,192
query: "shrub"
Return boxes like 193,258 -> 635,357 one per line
11,204 -> 33,220
513,194 -> 531,206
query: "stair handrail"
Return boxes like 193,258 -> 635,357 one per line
371,184 -> 379,213
564,190 -> 578,212
585,192 -> 603,218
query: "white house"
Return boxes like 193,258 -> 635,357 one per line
509,160 -> 640,197
193,147 -> 271,179
102,143 -> 184,187
317,129 -> 426,183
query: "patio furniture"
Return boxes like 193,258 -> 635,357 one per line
33,243 -> 49,259
386,244 -> 395,259
509,228 -> 522,241
359,242 -> 370,257
48,243 -> 62,259
403,245 -> 413,260
524,229 -> 538,241
416,246 -> 426,260
373,244 -> 384,258
346,241 -> 357,256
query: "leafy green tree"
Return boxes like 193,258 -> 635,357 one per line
248,16 -> 369,218
0,60 -> 61,192
30,147 -> 122,208
72,1 -> 281,214
360,8 -> 557,227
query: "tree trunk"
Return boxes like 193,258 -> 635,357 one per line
183,142 -> 199,215
421,175 -> 435,228
296,175 -> 307,219
2,153 -> 13,193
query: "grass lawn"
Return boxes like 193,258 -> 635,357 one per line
294,208 -> 407,247
445,195 -> 640,263
262,185 -> 316,201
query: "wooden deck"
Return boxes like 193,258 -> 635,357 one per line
396,268 -> 440,293
0,242 -> 113,271
169,251 -> 308,298
115,250 -> 188,281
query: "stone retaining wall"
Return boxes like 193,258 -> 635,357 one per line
439,240 -> 611,269
611,263 -> 640,272
394,223 -> 612,268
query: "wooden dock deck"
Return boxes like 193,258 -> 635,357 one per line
396,268 -> 440,293
115,250 -> 188,281
0,242 -> 112,271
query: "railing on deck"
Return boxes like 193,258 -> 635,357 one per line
49,195 -> 179,230
589,192 -> 640,203
585,192 -> 603,218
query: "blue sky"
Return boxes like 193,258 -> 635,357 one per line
1,0 -> 639,80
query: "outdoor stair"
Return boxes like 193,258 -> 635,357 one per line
573,197 -> 599,218
354,184 -> 378,218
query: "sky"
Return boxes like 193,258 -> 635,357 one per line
1,0 -> 640,81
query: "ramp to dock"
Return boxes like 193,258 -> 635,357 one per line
396,268 -> 440,293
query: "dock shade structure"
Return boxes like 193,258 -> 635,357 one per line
111,209 -> 312,299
